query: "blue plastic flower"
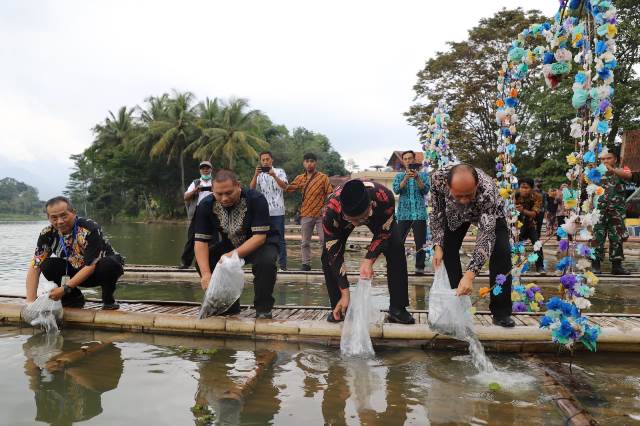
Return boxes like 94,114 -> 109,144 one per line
583,151 -> 596,163
543,51 -> 555,64
559,239 -> 569,251
587,167 -> 603,183
492,285 -> 503,296
557,227 -> 568,238
595,39 -> 607,55
539,315 -> 553,328
546,297 -> 562,311
597,120 -> 609,134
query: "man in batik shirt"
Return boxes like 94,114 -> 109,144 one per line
430,164 -> 515,327
321,179 -> 413,324
26,196 -> 124,309
514,177 -> 545,272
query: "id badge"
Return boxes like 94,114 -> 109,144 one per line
61,275 -> 70,286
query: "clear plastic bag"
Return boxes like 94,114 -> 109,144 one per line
199,251 -> 245,319
427,266 -> 474,340
340,279 -> 379,357
22,281 -> 63,333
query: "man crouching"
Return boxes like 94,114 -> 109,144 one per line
321,179 -> 414,324
26,196 -> 124,310
194,169 -> 279,319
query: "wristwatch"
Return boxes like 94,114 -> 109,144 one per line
62,284 -> 73,295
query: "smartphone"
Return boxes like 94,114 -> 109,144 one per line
408,163 -> 421,171
260,166 -> 271,173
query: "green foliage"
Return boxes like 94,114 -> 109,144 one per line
66,92 -> 347,221
0,177 -> 43,216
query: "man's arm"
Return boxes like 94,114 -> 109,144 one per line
392,173 -> 406,194
184,182 -> 198,202
285,174 -> 303,193
49,263 -> 98,300
271,169 -> 288,190
416,171 -> 429,192
249,166 -> 261,190
25,266 -> 41,303
234,234 -> 267,258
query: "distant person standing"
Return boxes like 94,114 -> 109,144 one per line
545,188 -> 559,236
534,179 -> 546,239
514,178 -> 544,272
392,150 -> 430,275
180,161 -> 213,268
250,151 -> 289,270
287,153 -> 333,271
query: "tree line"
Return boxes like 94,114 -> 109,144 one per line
0,177 -> 43,218
65,93 -> 347,221
406,4 -> 640,188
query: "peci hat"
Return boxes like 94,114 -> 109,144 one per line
340,179 -> 370,217
199,161 -> 213,169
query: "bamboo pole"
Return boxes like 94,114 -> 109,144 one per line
44,332 -> 132,372
219,350 -> 277,402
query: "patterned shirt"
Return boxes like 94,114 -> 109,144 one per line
322,181 -> 396,267
194,189 -> 279,248
288,172 -> 333,218
430,165 -> 505,274
31,217 -> 123,270
514,191 -> 542,230
255,167 -> 288,216
392,171 -> 430,220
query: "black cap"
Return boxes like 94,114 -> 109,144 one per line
340,179 -> 370,216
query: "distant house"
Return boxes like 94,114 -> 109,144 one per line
386,150 -> 425,171
622,130 -> 640,172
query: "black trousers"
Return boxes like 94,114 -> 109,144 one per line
196,240 -> 278,312
40,256 -> 123,306
442,218 -> 512,318
398,219 -> 427,269
321,222 -> 409,310
519,225 -> 544,268
180,217 -> 196,266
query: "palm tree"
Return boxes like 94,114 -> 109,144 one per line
92,106 -> 136,153
133,94 -> 170,157
148,90 -> 197,192
189,97 -> 268,169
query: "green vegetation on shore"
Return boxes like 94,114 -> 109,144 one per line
0,178 -> 44,219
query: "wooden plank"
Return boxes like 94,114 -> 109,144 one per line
419,313 -> 427,325
275,309 -> 292,320
314,310 -> 330,321
512,315 -> 529,326
519,315 -> 541,327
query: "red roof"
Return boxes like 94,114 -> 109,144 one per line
622,130 -> 640,171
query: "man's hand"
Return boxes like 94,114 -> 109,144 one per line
432,245 -> 443,269
218,251 -> 234,263
407,169 -> 417,179
333,289 -> 350,321
268,168 -> 276,177
456,273 -> 474,296
49,286 -> 64,301
200,272 -> 212,290
254,166 -> 262,177
360,258 -> 374,279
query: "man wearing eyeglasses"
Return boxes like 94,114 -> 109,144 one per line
320,179 -> 413,324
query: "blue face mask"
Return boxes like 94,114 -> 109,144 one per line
201,174 -> 212,181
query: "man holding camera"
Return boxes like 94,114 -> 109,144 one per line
392,150 -> 430,275
250,151 -> 289,270
180,161 -> 214,268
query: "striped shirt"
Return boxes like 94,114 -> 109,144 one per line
288,172 -> 333,218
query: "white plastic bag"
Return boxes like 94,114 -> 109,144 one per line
427,266 -> 474,340
199,251 -> 245,319
340,279 -> 379,357
22,281 -> 63,333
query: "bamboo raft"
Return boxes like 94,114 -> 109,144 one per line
2,295 -> 639,353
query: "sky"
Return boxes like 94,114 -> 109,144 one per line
0,0 -> 560,199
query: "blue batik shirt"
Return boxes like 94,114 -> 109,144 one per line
392,171 -> 430,221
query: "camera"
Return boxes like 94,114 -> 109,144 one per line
260,166 -> 271,173
408,163 -> 421,171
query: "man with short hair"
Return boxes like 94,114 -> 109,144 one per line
250,151 -> 288,270
515,177 -> 545,272
180,161 -> 214,268
287,153 -> 333,271
26,196 -> 124,309
392,150 -> 430,275
194,169 -> 279,319
430,163 -> 515,327
321,179 -> 414,324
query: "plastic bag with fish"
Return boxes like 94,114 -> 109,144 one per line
427,266 -> 475,340
199,251 -> 245,319
22,281 -> 63,333
340,279 -> 379,357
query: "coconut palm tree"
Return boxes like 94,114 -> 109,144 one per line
190,97 -> 268,169
92,106 -> 137,152
148,90 -> 197,191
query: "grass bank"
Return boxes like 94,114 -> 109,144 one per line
0,213 -> 46,221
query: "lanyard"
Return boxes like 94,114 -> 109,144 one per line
59,219 -> 78,276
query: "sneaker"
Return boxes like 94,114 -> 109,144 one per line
326,312 -> 344,323
300,264 -> 311,272
279,265 -> 288,272
492,316 -> 515,328
387,307 -> 415,324
414,268 -> 425,276
256,311 -> 273,320
102,302 -> 120,310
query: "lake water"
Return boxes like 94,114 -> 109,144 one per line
2,221 -> 640,424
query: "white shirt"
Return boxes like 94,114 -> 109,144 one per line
186,179 -> 212,205
256,167 -> 288,216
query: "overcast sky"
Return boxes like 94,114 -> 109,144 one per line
0,0 -> 559,199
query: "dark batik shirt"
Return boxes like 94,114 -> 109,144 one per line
430,165 -> 505,274
322,181 -> 396,265
514,191 -> 542,230
32,217 -> 122,269
194,189 -> 278,247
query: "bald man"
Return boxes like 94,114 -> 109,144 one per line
430,163 -> 515,328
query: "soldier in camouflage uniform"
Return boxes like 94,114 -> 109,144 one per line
592,148 -> 630,275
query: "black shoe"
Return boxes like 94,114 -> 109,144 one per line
102,302 -> 120,310
279,265 -> 288,271
256,311 -> 272,320
300,264 -> 311,272
326,312 -> 344,323
414,268 -> 425,276
535,265 -> 545,274
611,261 -> 631,276
492,316 -> 515,328
387,307 -> 415,325
222,302 -> 242,316
591,260 -> 602,274
62,290 -> 85,308
178,264 -> 191,270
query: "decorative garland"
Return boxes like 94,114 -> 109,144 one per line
422,100 -> 455,171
